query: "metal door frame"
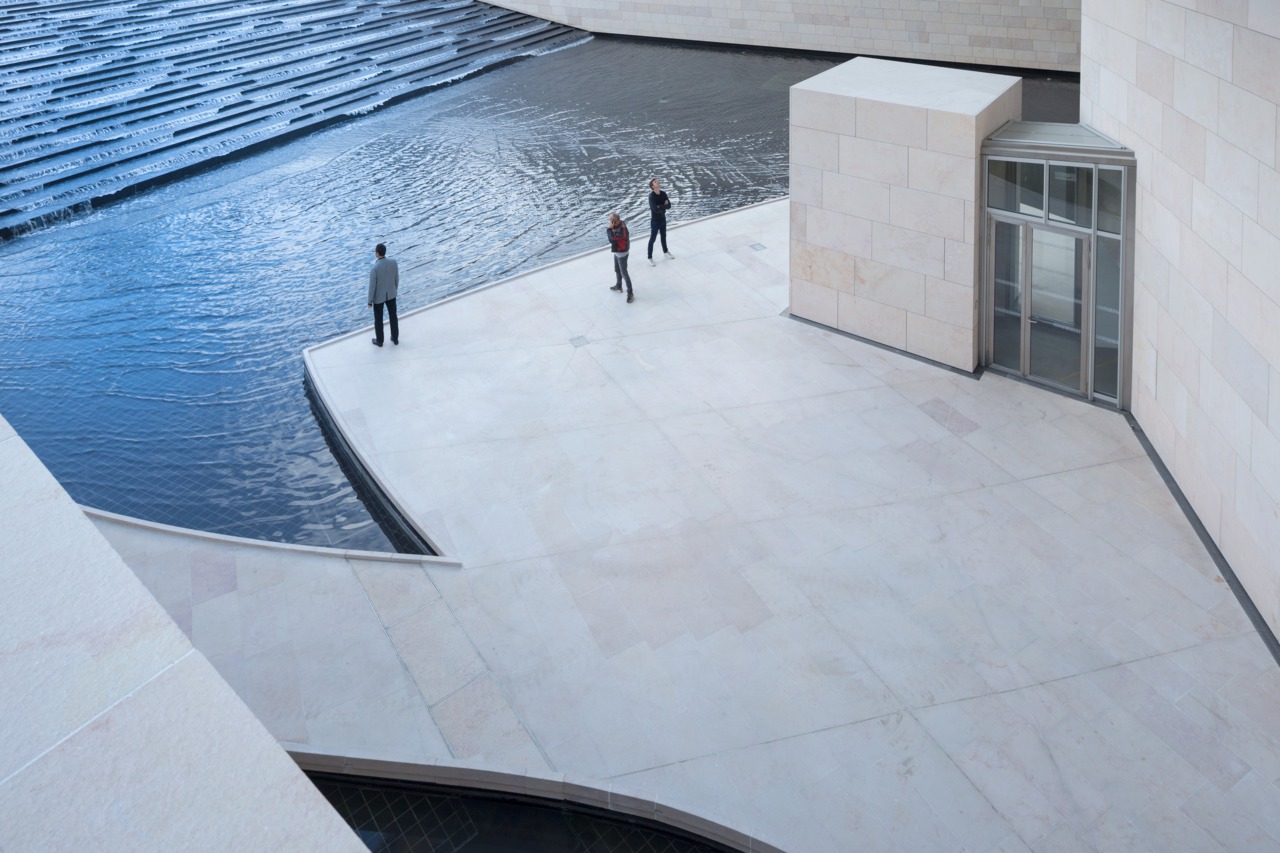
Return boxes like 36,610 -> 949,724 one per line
980,143 -> 1136,408
985,213 -> 1093,395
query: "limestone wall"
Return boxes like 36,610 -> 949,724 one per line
491,0 -> 1081,71
789,58 -> 1022,371
1079,1 -> 1280,633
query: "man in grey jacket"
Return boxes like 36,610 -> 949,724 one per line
368,242 -> 399,347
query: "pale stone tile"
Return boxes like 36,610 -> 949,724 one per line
942,238 -> 977,288
821,170 -> 890,221
190,590 -> 242,662
908,147 -> 979,200
790,240 -> 856,293
855,98 -> 928,147
1151,149 -> 1194,225
1258,166 -> 1280,241
806,206 -> 873,256
788,162 -> 823,206
1252,1 -> 1280,40
1242,215 -> 1280,304
1233,23 -> 1280,103
839,135 -> 909,185
788,275 -> 838,327
1145,0 -> 1186,57
1127,85 -> 1165,152
1211,312 -> 1270,419
926,108 -> 978,156
351,559 -> 440,626
1203,133 -> 1264,219
837,290 -> 906,347
789,125 -> 839,171
789,87 -> 857,136
871,220 -> 946,278
390,599 -> 488,705
1163,104 -> 1208,180
304,681 -> 448,763
854,256 -> 925,313
1135,39 -> 1175,102
238,641 -> 308,744
888,185 -> 965,241
432,674 -> 550,771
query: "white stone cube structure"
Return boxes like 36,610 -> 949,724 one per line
789,58 -> 1021,371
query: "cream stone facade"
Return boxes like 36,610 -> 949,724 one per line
491,0 -> 1081,71
789,58 -> 1022,370
1079,0 -> 1280,636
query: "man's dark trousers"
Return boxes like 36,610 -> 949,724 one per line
374,298 -> 398,345
647,218 -> 667,258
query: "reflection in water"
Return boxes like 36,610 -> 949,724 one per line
0,39 -> 840,550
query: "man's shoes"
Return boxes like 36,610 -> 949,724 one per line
610,284 -> 623,292
626,293 -> 634,303
392,339 -> 399,346
663,252 -> 675,259
371,338 -> 383,347
648,257 -> 656,266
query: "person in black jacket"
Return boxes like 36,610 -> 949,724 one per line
606,212 -> 634,303
646,178 -> 674,266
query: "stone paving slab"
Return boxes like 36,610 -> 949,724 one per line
92,511 -> 550,773
304,199 -> 1280,851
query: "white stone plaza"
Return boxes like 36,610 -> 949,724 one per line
6,1 -> 1280,848
290,199 -> 1280,850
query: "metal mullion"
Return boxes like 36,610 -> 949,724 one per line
1084,167 -> 1098,400
1021,222 -> 1032,377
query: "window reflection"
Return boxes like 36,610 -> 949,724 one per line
1048,164 -> 1092,228
988,160 -> 1044,217
1097,168 -> 1123,234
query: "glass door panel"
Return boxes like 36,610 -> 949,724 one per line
992,220 -> 1023,371
1093,235 -> 1122,398
1048,164 -> 1093,228
1028,229 -> 1086,391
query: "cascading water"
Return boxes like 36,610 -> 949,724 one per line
0,0 -> 589,239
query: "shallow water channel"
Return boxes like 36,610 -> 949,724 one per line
0,37 -> 1075,551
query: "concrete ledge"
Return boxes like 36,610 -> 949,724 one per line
84,505 -> 462,568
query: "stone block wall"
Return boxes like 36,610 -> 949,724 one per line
789,58 -> 1021,371
1080,1 -> 1280,633
491,0 -> 1081,71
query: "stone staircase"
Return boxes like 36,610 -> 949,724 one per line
0,0 -> 588,239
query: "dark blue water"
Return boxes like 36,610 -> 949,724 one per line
0,38 -> 841,550
311,773 -> 737,852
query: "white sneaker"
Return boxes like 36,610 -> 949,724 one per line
648,257 -> 656,266
663,252 -> 675,259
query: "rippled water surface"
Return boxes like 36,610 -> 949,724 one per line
0,38 -> 844,550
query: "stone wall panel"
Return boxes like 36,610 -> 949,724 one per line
491,0 -> 1080,71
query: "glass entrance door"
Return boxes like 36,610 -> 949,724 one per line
1028,228 -> 1087,391
988,218 -> 1090,394
983,142 -> 1134,407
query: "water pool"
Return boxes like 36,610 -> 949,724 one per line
0,37 -> 1075,551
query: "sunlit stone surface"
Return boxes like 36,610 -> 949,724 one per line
303,200 -> 1280,850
